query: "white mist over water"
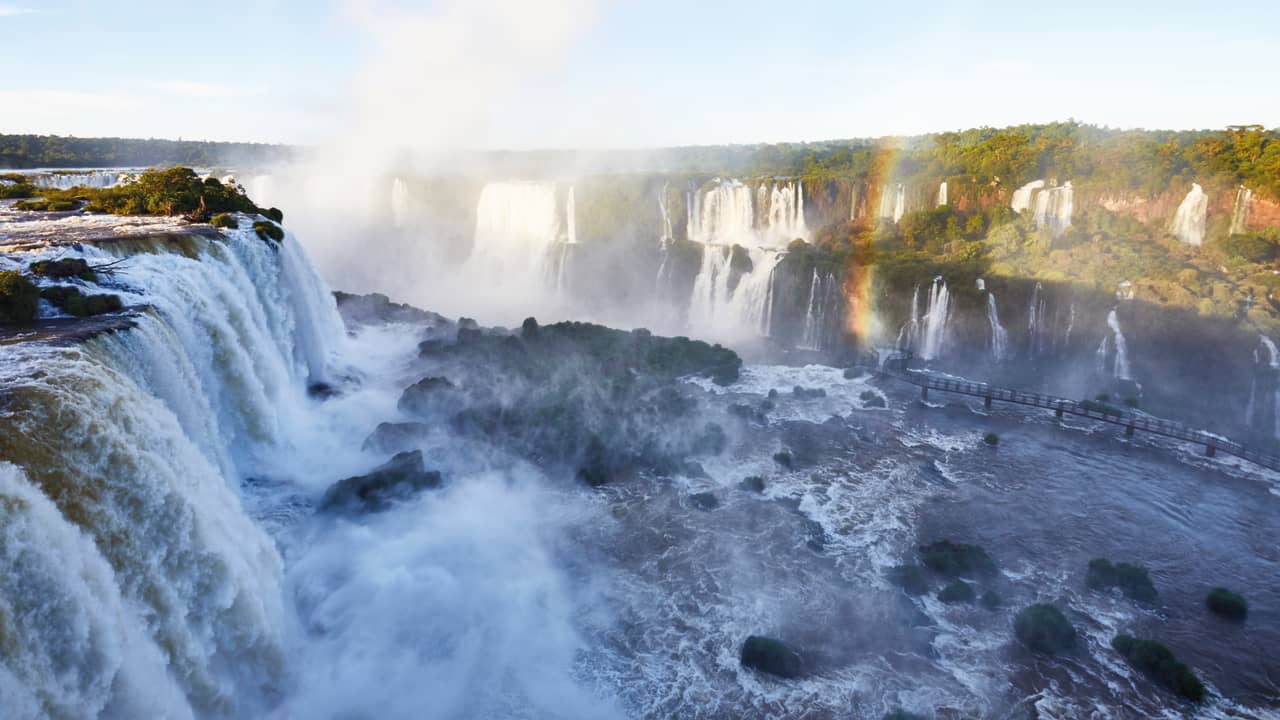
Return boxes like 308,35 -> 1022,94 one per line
1172,183 -> 1209,246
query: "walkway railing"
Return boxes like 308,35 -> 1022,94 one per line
861,357 -> 1280,473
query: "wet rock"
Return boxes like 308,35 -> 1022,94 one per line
980,590 -> 1002,611
319,450 -> 442,513
333,291 -> 446,326
889,564 -> 930,596
688,491 -> 719,511
1205,587 -> 1248,621
1087,558 -> 1157,602
739,475 -> 766,493
772,451 -> 793,469
398,376 -> 466,418
362,421 -> 430,454
739,635 -> 802,679
1111,634 -> 1205,702
40,286 -> 123,317
937,580 -> 976,604
859,390 -> 886,408
919,540 -> 997,578
0,270 -> 39,324
792,385 -> 826,399
29,257 -> 94,280
882,711 -> 926,720
692,422 -> 727,455
308,382 -> 339,399
1014,604 -> 1076,654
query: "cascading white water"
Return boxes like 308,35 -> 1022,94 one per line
1231,185 -> 1253,235
878,183 -> 906,223
986,292 -> 1009,362
0,221 -> 352,718
469,181 -> 565,288
799,269 -> 837,351
897,285 -> 921,352
1011,180 -> 1046,213
687,246 -> 782,339
919,278 -> 952,361
28,170 -> 135,190
1171,183 -> 1209,246
688,178 -> 808,247
658,182 -> 674,243
1104,309 -> 1132,379
937,181 -> 948,206
1032,182 -> 1073,236
1261,335 -> 1279,368
565,186 -> 577,245
1027,282 -> 1047,356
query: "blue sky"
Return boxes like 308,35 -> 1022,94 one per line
1,0 -> 1276,148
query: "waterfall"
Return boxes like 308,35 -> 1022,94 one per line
1101,309 -> 1132,379
1231,185 -> 1253,235
468,181 -> 565,287
658,181 -> 674,243
1027,282 -> 1047,356
29,170 -> 135,190
986,292 -> 1009,362
688,178 -> 807,247
799,269 -> 837,351
879,183 -> 906,223
897,285 -> 921,352
1261,335 -> 1279,368
565,186 -> 578,244
0,223 -> 346,716
1171,183 -> 1209,246
390,178 -> 410,228
975,278 -> 985,291
937,181 -> 948,206
1033,182 -> 1073,236
687,246 -> 782,338
919,278 -> 951,361
689,179 -> 754,245
1011,180 -> 1046,213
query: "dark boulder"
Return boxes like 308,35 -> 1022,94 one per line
1111,634 -> 1206,702
739,475 -> 766,493
689,491 -> 719,511
739,635 -> 802,679
889,564 -> 930,596
319,450 -> 442,513
398,376 -> 466,418
859,390 -> 886,408
29,258 -> 94,280
362,421 -> 430,454
937,580 -> 976,604
1205,587 -> 1247,621
919,540 -> 997,578
0,270 -> 39,324
1014,604 -> 1076,654
1087,558 -> 1157,602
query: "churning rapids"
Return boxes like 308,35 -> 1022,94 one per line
0,214 -> 1277,720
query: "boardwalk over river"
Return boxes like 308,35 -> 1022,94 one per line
862,359 -> 1280,474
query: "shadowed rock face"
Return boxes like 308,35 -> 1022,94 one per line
362,421 -> 430,454
318,450 -> 442,514
740,635 -> 803,678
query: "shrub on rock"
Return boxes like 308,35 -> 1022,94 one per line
40,286 -> 122,317
210,213 -> 238,229
1205,587 -> 1247,621
1014,604 -> 1076,654
0,270 -> 40,324
1087,558 -> 1157,602
319,450 -> 442,513
262,207 -> 284,223
938,580 -> 976,604
740,635 -> 802,679
919,540 -> 997,578
253,220 -> 285,242
1111,634 -> 1206,702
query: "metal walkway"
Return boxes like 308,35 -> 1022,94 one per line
863,360 -> 1280,474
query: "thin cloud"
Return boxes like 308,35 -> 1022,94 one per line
0,5 -> 38,16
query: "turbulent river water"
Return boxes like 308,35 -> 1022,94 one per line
0,216 -> 1277,719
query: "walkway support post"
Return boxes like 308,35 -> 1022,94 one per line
984,396 -> 992,410
1205,444 -> 1217,458
921,387 -> 928,401
1125,425 -> 1135,438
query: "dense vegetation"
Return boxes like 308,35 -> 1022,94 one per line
0,134 -> 288,169
1111,635 -> 1206,702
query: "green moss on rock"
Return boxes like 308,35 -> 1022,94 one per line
919,539 -> 997,578
1014,604 -> 1076,654
1111,634 -> 1206,703
1087,558 -> 1157,602
1205,587 -> 1247,621
253,220 -> 285,243
0,270 -> 39,324
210,213 -> 238,229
